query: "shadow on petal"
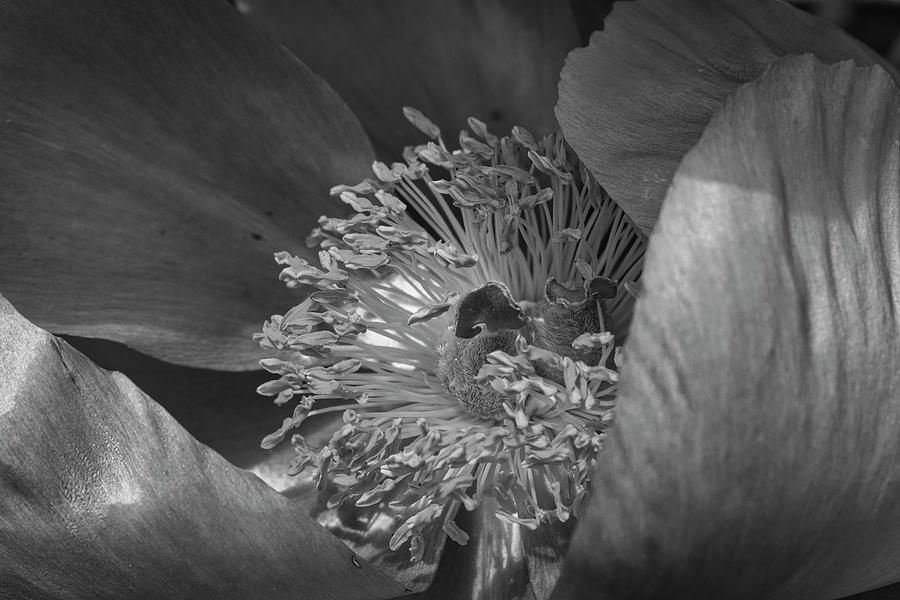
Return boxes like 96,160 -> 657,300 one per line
0,0 -> 373,370
554,56 -> 900,599
237,0 -> 579,155
556,0 -> 898,235
841,582 -> 900,599
0,295 -> 404,599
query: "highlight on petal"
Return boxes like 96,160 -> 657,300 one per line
0,295 -> 404,599
556,0 -> 899,236
554,56 -> 900,599
0,0 -> 373,370
235,0 -> 579,153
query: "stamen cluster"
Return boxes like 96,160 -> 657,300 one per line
255,109 -> 644,561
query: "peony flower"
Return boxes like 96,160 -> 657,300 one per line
1,0 -> 900,598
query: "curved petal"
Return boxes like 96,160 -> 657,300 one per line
556,0 -> 898,236
0,295 -> 404,599
0,0 -> 373,370
63,336 -> 281,470
236,0 -> 579,154
554,56 -> 900,599
408,505 -> 530,600
398,505 -> 569,600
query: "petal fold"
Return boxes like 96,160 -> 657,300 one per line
556,0 -> 898,235
554,56 -> 900,599
237,0 -> 579,153
0,294 -> 404,599
0,0 -> 373,369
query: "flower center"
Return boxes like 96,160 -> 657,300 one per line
254,108 -> 646,562
437,277 -> 618,419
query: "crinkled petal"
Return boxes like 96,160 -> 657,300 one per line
0,0 -> 373,370
0,295 -> 404,599
556,0 -> 898,235
237,0 -> 579,153
554,56 -> 900,599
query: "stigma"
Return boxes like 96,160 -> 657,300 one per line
255,108 -> 644,561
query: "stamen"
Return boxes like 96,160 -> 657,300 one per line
256,111 -> 645,561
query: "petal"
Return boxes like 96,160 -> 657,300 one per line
554,56 -> 900,599
396,505 -> 570,600
522,520 -> 573,600
294,477 -> 447,595
0,0 -> 373,370
407,506 -> 531,600
63,336 -> 280,470
236,0 -> 579,154
556,0 -> 898,236
0,295 -> 404,599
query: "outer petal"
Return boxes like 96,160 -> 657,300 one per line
0,295 -> 404,599
236,0 -> 579,153
554,56 -> 900,599
63,336 -> 282,470
0,0 -> 373,370
556,0 -> 897,236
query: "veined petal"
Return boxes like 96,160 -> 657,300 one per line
556,0 -> 898,236
554,56 -> 900,599
0,295 -> 404,599
236,0 -> 579,153
0,0 -> 373,370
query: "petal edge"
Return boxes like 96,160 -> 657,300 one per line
556,0 -> 898,236
556,55 -> 900,599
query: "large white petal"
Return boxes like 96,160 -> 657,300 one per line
555,56 -> 900,599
